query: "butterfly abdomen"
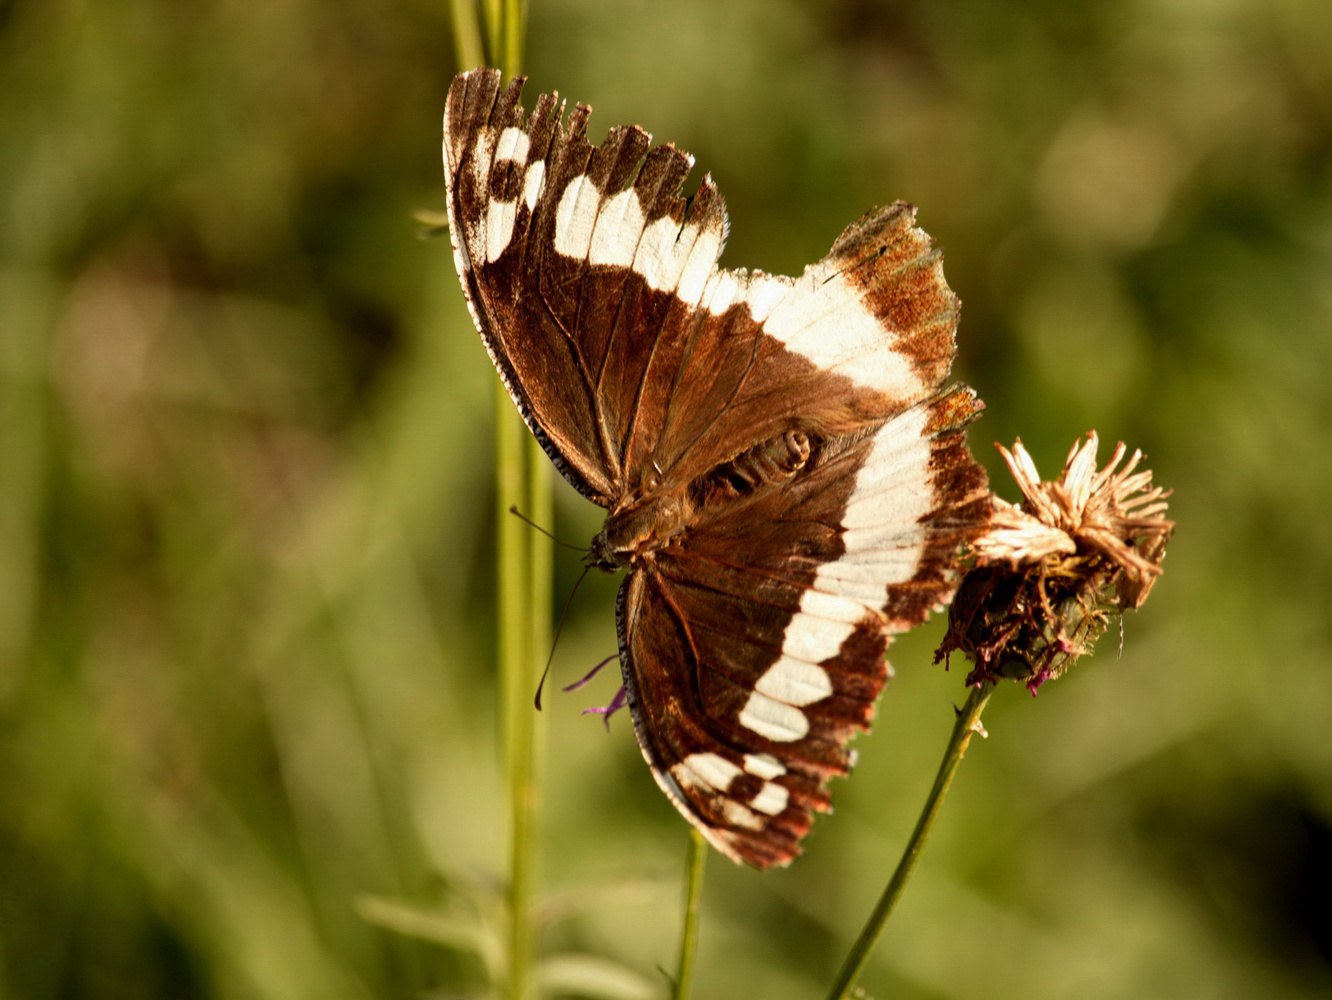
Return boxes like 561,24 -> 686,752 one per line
690,429 -> 814,507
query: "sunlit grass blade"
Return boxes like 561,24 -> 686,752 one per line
357,895 -> 505,985
538,954 -> 665,1000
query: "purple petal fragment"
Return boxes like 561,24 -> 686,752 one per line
580,684 -> 629,731
563,654 -> 617,693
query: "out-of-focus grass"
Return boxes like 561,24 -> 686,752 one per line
2,0 -> 1331,998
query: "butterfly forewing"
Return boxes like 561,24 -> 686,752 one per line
444,67 -> 991,868
445,70 -> 616,501
445,71 -> 962,499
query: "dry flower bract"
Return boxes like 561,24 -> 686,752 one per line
938,433 -> 1174,692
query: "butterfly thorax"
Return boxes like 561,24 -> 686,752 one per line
587,429 -> 815,572
587,493 -> 690,571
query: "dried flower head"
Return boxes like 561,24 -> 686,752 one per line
937,433 -> 1174,693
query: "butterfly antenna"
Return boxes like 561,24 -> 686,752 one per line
534,563 -> 593,710
508,505 -> 584,551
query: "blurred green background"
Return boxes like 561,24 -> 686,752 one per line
3,0 -> 1332,997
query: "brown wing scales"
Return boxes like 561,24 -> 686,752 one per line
619,390 -> 989,867
444,68 -> 990,868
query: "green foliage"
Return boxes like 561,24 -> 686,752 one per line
2,0 -> 1331,997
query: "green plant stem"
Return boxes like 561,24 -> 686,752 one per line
673,829 -> 708,1000
501,0 -> 528,81
495,386 -> 535,1000
447,8 -> 546,995
479,9 -> 540,1000
516,430 -> 550,1000
483,0 -> 503,67
824,682 -> 995,1000
448,0 -> 485,69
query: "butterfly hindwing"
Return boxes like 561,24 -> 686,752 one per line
620,389 -> 990,867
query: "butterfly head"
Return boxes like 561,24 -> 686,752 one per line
586,492 -> 691,573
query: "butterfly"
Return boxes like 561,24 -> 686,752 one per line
443,68 -> 991,868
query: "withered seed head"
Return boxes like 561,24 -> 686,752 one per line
937,433 -> 1174,693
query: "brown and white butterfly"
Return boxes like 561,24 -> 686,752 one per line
443,68 -> 991,869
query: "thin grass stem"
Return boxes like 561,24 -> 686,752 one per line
495,386 -> 535,1000
471,9 -> 541,1000
509,429 -> 549,1000
672,828 -> 708,1000
502,0 -> 529,83
824,681 -> 995,1000
483,0 -> 503,67
448,0 -> 485,70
